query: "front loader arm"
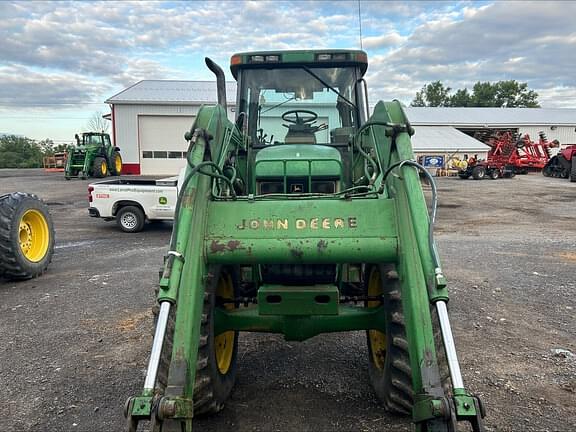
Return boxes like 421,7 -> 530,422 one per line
126,104 -> 239,431
358,100 -> 485,430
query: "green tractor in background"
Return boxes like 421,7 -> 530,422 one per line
64,132 -> 122,180
125,50 -> 486,431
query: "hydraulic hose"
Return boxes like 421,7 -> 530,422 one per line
379,159 -> 441,270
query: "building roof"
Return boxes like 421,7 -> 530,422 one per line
405,107 -> 576,127
411,126 -> 489,153
106,80 -> 575,128
105,80 -> 237,105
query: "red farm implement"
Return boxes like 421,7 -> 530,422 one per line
458,131 -> 557,180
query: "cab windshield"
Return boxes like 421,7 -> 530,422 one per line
237,67 -> 364,146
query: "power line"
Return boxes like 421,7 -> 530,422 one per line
358,0 -> 363,50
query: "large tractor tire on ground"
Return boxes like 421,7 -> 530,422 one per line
92,156 -> 108,178
471,166 -> 486,180
151,267 -> 238,430
0,193 -> 55,280
365,265 -> 413,414
110,151 -> 123,176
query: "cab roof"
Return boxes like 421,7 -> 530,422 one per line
230,49 -> 368,79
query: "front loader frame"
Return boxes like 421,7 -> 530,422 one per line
126,72 -> 485,431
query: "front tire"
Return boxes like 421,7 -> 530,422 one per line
116,206 -> 145,233
194,267 -> 239,415
151,267 -> 238,431
0,193 -> 55,280
365,265 -> 413,414
92,156 -> 108,178
489,169 -> 500,180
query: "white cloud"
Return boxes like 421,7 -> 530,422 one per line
1,0 -> 576,114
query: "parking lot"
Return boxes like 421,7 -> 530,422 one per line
1,169 -> 575,432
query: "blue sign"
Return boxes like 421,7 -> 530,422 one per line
423,155 -> 445,168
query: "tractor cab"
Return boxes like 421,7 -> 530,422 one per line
75,132 -> 111,151
231,50 -> 369,195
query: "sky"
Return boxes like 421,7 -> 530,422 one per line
1,0 -> 575,143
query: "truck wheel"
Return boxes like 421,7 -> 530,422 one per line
570,157 -> 576,183
365,265 -> 413,414
110,152 -> 123,176
458,172 -> 470,179
151,267 -> 238,431
489,169 -> 500,180
92,157 -> 108,178
0,193 -> 55,280
116,206 -> 145,233
471,166 -> 485,180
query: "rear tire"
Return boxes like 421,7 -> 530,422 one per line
366,265 -> 413,415
0,193 -> 55,280
471,166 -> 485,180
116,206 -> 145,233
92,156 -> 108,178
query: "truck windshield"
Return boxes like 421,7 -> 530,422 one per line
237,67 -> 363,146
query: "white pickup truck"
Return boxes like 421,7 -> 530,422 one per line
88,176 -> 179,232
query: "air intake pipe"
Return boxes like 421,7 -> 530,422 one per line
205,57 -> 227,111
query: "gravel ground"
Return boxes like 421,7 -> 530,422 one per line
0,169 -> 575,432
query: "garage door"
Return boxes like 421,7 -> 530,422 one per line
139,115 -> 195,175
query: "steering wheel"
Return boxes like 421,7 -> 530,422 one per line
281,109 -> 318,125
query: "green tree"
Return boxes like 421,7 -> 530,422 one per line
412,80 -> 540,107
411,81 -> 451,107
494,80 -> 539,107
470,82 -> 499,107
449,88 -> 471,107
0,135 -> 44,168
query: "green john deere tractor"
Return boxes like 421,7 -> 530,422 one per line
64,132 -> 122,179
125,50 -> 486,431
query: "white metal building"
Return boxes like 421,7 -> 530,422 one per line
105,80 -> 576,175
406,107 -> 576,144
105,81 -> 236,175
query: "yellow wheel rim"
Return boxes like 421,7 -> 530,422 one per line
101,161 -> 108,175
19,209 -> 50,262
214,272 -> 235,374
368,267 -> 386,370
115,155 -> 122,173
